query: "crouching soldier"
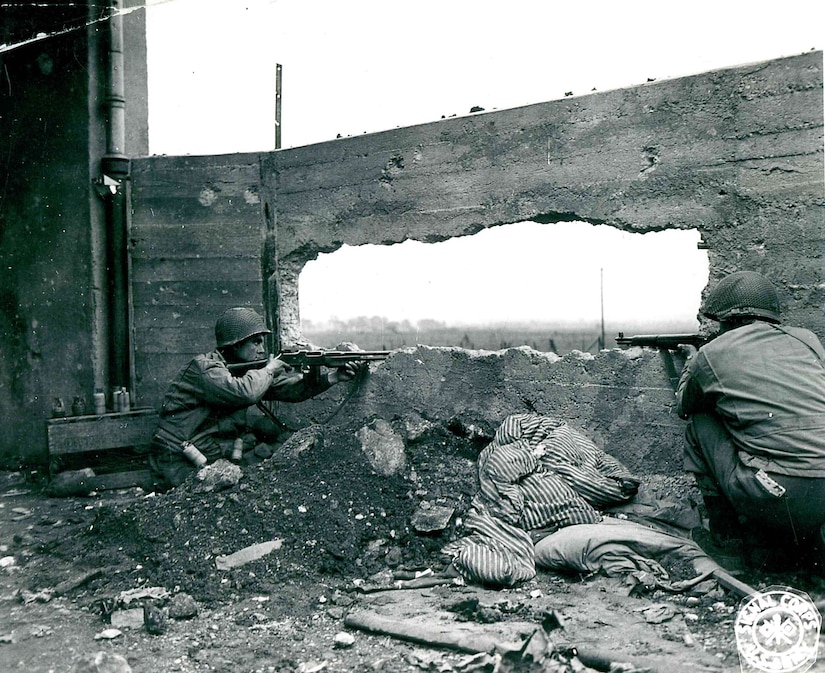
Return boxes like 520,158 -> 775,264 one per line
149,307 -> 363,491
675,271 -> 825,569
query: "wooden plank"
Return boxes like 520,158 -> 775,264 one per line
131,257 -> 261,283
47,409 -> 159,457
87,470 -> 159,492
131,281 -> 263,308
135,326 -> 217,353
130,223 -> 262,260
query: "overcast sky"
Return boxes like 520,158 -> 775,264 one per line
145,0 -> 822,326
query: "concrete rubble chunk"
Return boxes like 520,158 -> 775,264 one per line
401,414 -> 436,442
355,418 -> 407,476
110,608 -> 144,630
168,592 -> 199,619
195,459 -> 242,492
70,651 -> 132,673
216,539 -> 283,570
143,603 -> 168,635
447,415 -> 495,442
118,586 -> 169,606
282,426 -> 323,458
48,468 -> 96,497
410,503 -> 455,533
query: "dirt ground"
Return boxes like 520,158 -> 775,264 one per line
2,421 -> 825,673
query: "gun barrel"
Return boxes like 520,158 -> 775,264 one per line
280,350 -> 391,363
615,333 -> 706,349
227,349 -> 391,374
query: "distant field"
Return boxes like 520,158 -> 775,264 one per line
302,318 -> 699,355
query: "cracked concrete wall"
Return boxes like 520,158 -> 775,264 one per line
271,346 -> 686,477
130,52 -> 823,477
262,51 -> 823,346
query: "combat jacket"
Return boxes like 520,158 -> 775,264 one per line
676,321 -> 825,477
152,350 -> 331,459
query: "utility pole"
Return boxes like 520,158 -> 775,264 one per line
599,267 -> 605,350
275,63 -> 282,149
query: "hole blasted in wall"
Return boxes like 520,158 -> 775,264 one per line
299,221 -> 708,354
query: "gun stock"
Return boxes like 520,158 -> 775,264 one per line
227,349 -> 391,375
615,333 -> 708,350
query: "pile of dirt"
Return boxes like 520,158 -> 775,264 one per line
8,424 -> 825,672
51,420 -> 481,610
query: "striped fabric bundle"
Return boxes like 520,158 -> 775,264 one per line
504,414 -> 635,509
444,414 -> 639,586
444,501 -> 537,586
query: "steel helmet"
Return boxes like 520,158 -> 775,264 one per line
214,307 -> 271,347
701,271 -> 781,323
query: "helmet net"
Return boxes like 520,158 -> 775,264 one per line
702,271 -> 780,323
214,307 -> 271,347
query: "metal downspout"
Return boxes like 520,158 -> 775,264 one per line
101,0 -> 132,394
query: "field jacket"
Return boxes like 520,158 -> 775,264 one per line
152,350 -> 331,459
676,321 -> 825,477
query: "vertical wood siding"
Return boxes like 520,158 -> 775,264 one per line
129,154 -> 266,408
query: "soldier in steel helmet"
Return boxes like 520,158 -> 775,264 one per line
675,271 -> 825,569
149,307 -> 364,490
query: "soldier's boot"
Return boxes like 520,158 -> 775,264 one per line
703,495 -> 743,546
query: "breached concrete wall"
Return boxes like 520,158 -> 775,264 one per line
129,52 -> 823,480
263,51 -> 823,345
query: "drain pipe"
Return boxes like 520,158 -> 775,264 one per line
100,0 -> 132,396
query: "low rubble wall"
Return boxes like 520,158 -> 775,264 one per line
275,345 -> 686,478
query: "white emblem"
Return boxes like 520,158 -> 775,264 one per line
735,586 -> 820,673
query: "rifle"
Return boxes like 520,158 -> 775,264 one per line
615,333 -> 711,391
615,333 -> 708,350
227,349 -> 392,375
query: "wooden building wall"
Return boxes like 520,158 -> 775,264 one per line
129,154 -> 266,407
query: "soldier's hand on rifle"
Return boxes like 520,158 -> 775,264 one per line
674,344 -> 698,371
677,344 -> 698,360
264,354 -> 289,377
330,360 -> 367,383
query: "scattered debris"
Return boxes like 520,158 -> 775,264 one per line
195,459 -> 242,492
17,588 -> 54,604
333,631 -> 355,648
410,502 -> 455,533
48,468 -> 96,497
167,592 -> 199,619
635,602 -> 676,624
118,586 -> 169,606
54,568 -> 104,596
344,610 -> 519,654
93,628 -> 122,640
69,651 -> 132,673
357,575 -> 463,593
445,597 -> 503,624
110,607 -> 144,630
297,661 -> 327,673
281,426 -> 322,458
143,602 -> 168,635
215,539 -> 283,570
355,419 -> 407,476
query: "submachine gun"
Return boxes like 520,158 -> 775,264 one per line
228,349 -> 391,429
227,349 -> 391,376
615,332 -> 711,389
